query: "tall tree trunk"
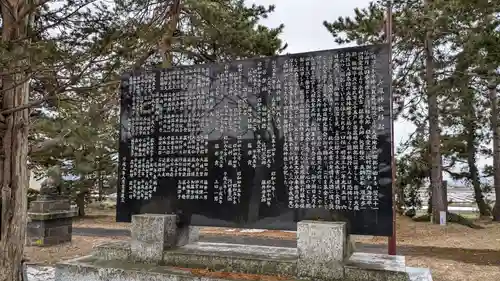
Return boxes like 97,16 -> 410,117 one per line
97,158 -> 103,201
0,1 -> 31,280
160,0 -> 181,68
424,0 -> 445,224
76,192 -> 86,217
489,80 -> 500,221
467,131 -> 491,217
462,82 -> 492,217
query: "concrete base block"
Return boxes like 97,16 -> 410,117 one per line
26,210 -> 76,247
29,199 -> 70,213
93,241 -> 131,261
59,242 -> 433,281
176,225 -> 200,247
129,214 -> 200,263
297,220 -> 351,280
130,241 -> 165,263
131,214 -> 177,246
345,252 -> 410,281
163,242 -> 297,275
55,256 -> 203,281
130,214 -> 176,263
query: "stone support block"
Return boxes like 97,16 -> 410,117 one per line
29,199 -> 70,213
130,214 -> 200,263
176,225 -> 200,246
26,198 -> 76,247
297,220 -> 352,280
345,253 -> 410,281
26,214 -> 74,246
130,214 -> 174,263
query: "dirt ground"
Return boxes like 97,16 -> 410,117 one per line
25,236 -> 124,265
40,209 -> 500,281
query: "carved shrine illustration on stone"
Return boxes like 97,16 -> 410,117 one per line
117,44 -> 393,236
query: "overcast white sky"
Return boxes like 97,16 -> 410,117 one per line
248,0 -> 416,149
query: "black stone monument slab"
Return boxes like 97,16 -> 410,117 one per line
117,44 -> 393,236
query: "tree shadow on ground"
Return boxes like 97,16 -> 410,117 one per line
72,214 -> 115,222
396,245 -> 499,266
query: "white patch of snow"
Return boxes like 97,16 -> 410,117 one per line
26,265 -> 55,281
239,229 -> 266,233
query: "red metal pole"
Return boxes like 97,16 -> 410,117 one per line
386,1 -> 397,256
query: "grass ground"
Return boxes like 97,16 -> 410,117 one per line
27,208 -> 500,281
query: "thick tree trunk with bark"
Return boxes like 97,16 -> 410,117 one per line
0,1 -> 31,280
463,86 -> 491,217
76,192 -> 86,217
0,81 -> 30,281
160,0 -> 181,68
489,81 -> 500,221
424,0 -> 445,224
467,132 -> 491,217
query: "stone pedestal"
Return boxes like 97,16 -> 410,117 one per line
130,214 -> 199,263
26,196 -> 77,247
297,221 -> 353,280
55,217 -> 429,281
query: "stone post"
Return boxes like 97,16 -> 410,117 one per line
297,221 -> 353,280
130,214 -> 199,263
26,195 -> 77,246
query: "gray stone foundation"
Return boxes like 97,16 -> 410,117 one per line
55,215 -> 432,281
297,221 -> 353,280
130,214 -> 199,263
27,196 -> 77,247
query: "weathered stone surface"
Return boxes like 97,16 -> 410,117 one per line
93,241 -> 297,275
54,242 -> 433,281
176,226 -> 200,247
297,220 -> 351,280
29,199 -> 71,213
28,210 -> 77,221
345,252 -> 409,281
129,214 -> 201,263
26,264 -> 56,281
55,256 -> 232,281
130,214 -> 177,263
131,214 -> 177,245
163,242 -> 297,276
93,241 -> 131,261
26,211 -> 74,247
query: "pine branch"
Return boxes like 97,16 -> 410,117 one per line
29,131 -> 71,154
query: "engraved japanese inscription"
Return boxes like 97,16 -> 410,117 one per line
118,44 -> 393,236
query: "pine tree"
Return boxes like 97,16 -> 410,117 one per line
26,0 -> 287,218
324,0 -> 500,222
323,0 -> 447,222
1,1 -> 126,279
